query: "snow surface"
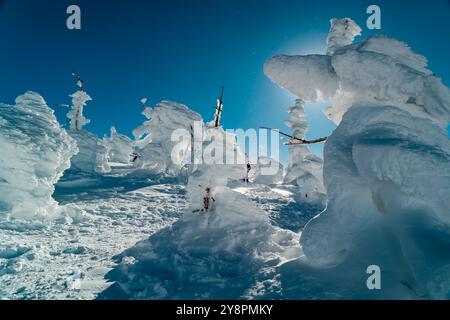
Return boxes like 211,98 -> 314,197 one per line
0,92 -> 78,220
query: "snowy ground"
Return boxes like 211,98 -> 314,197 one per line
0,165 -> 319,300
0,165 -> 186,300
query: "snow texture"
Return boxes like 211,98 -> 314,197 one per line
0,92 -> 77,220
133,100 -> 203,176
104,127 -> 134,164
67,91 -> 92,131
252,156 -> 284,185
265,17 -> 450,299
67,130 -> 111,174
65,89 -> 110,174
283,99 -> 326,207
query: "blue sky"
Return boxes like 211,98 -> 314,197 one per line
0,0 -> 449,163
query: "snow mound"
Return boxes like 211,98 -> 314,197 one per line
133,100 -> 203,176
0,92 -> 77,219
104,127 -> 133,164
100,124 -> 301,299
99,186 -> 300,299
265,18 -> 450,298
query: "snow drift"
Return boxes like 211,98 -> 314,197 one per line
265,18 -> 450,299
0,92 -> 77,219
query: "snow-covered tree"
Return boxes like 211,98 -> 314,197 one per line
132,99 -> 203,176
0,92 -> 78,219
104,126 -> 134,164
67,90 -> 92,131
265,17 -> 450,298
65,84 -> 110,174
283,99 -> 326,206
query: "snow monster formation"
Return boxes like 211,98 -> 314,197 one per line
264,18 -> 450,299
100,125 -> 302,299
283,99 -> 326,207
0,92 -> 77,219
66,90 -> 110,174
132,100 -> 203,176
104,126 -> 134,164
252,156 -> 284,185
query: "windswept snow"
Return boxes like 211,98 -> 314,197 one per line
104,127 -> 134,164
0,92 -> 77,220
283,99 -> 326,208
0,171 -> 187,299
2,16 -> 450,301
66,89 -> 111,174
67,90 -> 92,131
264,17 -> 450,299
133,100 -> 203,176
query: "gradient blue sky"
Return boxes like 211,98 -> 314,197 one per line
0,0 -> 449,163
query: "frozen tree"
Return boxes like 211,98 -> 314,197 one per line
65,80 -> 110,174
104,126 -> 134,164
0,92 -> 78,219
132,99 -> 203,176
67,90 -> 92,131
283,99 -> 326,206
264,17 -> 450,298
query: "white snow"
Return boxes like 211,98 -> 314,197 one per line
104,127 -> 134,164
67,130 -> 111,174
67,91 -> 92,131
65,89 -> 111,174
0,92 -> 77,220
252,156 -> 284,185
1,16 -> 449,301
326,18 -> 362,55
133,100 -> 203,176
264,17 -> 450,299
283,99 -> 327,208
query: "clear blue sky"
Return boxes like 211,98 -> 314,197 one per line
0,0 -> 449,163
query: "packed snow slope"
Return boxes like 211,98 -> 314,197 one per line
265,18 -> 450,299
0,92 -> 77,220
